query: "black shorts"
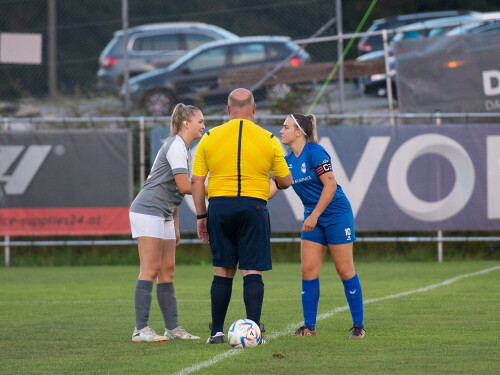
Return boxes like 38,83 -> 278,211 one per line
207,196 -> 271,271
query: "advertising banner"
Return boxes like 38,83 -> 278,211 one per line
0,130 -> 133,235
152,124 -> 500,233
396,31 -> 500,113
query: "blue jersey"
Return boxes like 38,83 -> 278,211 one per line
285,142 -> 350,222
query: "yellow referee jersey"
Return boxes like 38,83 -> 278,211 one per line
193,118 -> 289,201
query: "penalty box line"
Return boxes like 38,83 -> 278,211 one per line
171,265 -> 500,375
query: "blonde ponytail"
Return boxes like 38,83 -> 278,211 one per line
169,103 -> 200,138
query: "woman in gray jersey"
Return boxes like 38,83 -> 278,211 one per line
129,103 -> 205,342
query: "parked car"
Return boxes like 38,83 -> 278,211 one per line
446,12 -> 500,36
395,19 -> 500,112
123,36 -> 311,115
356,13 -> 484,97
356,53 -> 396,97
357,10 -> 479,55
97,22 -> 238,93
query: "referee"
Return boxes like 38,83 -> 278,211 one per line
191,88 -> 292,344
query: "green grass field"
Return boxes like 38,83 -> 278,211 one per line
1,261 -> 499,374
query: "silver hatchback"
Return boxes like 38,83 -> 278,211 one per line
97,22 -> 238,93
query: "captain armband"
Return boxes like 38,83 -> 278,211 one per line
315,162 -> 332,177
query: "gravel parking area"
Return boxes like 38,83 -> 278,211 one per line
2,82 -> 394,125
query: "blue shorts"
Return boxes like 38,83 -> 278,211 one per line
207,196 -> 272,271
301,209 -> 356,246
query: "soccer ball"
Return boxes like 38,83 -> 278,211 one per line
228,319 -> 261,349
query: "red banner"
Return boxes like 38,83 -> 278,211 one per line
0,207 -> 131,236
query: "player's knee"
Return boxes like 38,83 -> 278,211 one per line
160,264 -> 175,279
301,265 -> 319,279
337,268 -> 355,281
141,265 -> 161,280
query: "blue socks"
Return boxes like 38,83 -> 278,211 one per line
302,278 -> 320,331
342,274 -> 364,327
210,275 -> 233,335
243,274 -> 264,326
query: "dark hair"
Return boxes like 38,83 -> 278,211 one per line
291,113 -> 317,143
170,103 -> 201,137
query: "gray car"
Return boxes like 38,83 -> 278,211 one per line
123,36 -> 311,116
97,22 -> 238,93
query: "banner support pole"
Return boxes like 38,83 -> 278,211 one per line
3,119 -> 10,266
435,112 -> 443,263
4,235 -> 9,267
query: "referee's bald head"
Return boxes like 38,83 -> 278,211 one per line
227,88 -> 256,121
228,88 -> 254,107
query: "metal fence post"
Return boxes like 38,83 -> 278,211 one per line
139,117 -> 146,187
382,30 -> 395,126
336,0 -> 344,112
122,0 -> 130,112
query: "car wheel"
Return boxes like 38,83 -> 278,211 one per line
268,83 -> 292,99
143,90 -> 175,116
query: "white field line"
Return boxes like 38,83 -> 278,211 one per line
170,265 -> 500,375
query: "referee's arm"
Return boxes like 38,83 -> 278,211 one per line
274,173 -> 292,189
192,133 -> 209,242
270,136 -> 292,190
191,175 -> 207,216
191,174 -> 209,242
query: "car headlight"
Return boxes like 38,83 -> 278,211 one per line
119,84 -> 127,97
369,73 -> 386,82
120,83 -> 140,97
129,83 -> 140,93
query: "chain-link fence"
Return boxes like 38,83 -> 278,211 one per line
0,0 -> 341,101
1,1 -> 500,117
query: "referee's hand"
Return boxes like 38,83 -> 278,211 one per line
197,218 -> 209,243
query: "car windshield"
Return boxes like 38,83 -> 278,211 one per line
163,44 -> 212,72
447,22 -> 484,35
392,28 -> 423,43
428,26 -> 455,37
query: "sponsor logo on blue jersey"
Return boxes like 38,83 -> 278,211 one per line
301,163 -> 306,174
293,176 -> 312,184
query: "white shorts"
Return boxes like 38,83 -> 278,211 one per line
129,212 -> 175,240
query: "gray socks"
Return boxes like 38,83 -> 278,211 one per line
134,280 -> 153,330
156,282 -> 178,330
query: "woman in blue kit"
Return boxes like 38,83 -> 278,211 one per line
270,113 -> 365,338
